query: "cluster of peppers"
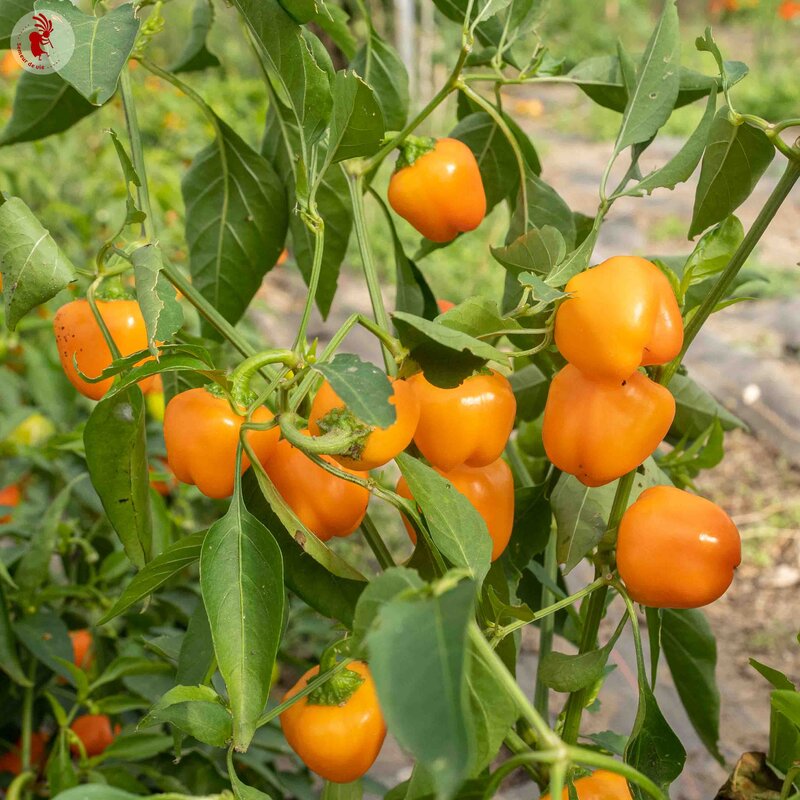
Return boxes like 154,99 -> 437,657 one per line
34,137 -> 741,788
544,255 -> 741,609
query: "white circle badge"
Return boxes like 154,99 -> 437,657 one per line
10,11 -> 75,74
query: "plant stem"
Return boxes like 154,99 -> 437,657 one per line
662,158 -> 800,385
534,534 -> 557,719
255,658 -> 355,727
360,513 -> 396,570
457,82 -> 529,230
229,350 -> 298,404
278,414 -> 364,455
565,746 -> 667,800
359,46 -> 471,175
469,624 -> 562,750
293,222 -> 325,353
346,173 -> 393,372
119,67 -> 155,242
483,752 -> 558,799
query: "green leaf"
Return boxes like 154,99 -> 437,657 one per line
538,648 -> 611,693
492,226 -> 566,278
34,0 -> 139,105
352,567 -> 425,645
176,602 -> 214,686
46,731 -> 78,797
14,607 -> 73,681
661,609 -> 723,764
683,215 -> 744,285
313,2 -> 356,58
14,476 -> 80,603
437,296 -> 522,339
327,71 -> 384,163
0,71 -> 97,146
52,787 -> 140,800
668,372 -> 744,439
139,685 -> 232,748
200,491 -> 284,750
508,171 -> 575,246
0,196 -> 76,330
242,471 -> 366,627
392,219 -> 438,321
314,353 -> 395,428
629,90 -> 716,196
392,311 -> 507,389
451,112 -> 519,212
0,581 -> 30,685
321,781 -> 361,800
91,733 -> 173,764
289,163 -> 351,319
616,0 -> 680,150
0,0 -> 33,47
519,274 -> 568,305
84,387 -> 152,568
624,680 -> 686,797
396,453 -> 492,583
689,107 -> 775,238
466,638 -> 517,773
568,55 -> 744,113
169,0 -> 221,73
88,656 -> 172,692
552,461 -> 667,573
509,364 -> 548,421
750,658 -> 795,691
132,244 -> 184,356
234,0 -> 331,146
545,225 -> 599,288
367,578 -> 476,800
352,32 -> 408,131
182,117 -> 288,336
771,691 -> 800,728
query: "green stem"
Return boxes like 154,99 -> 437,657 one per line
780,764 -> 800,800
20,659 -> 35,773
119,67 -> 155,242
483,752 -> 559,800
255,658 -> 355,727
496,578 -> 607,644
457,82 -> 529,230
469,624 -> 562,750
278,414 -> 364,455
346,173 -> 393,372
534,534 -> 558,719
6,772 -> 35,800
229,350 -> 298,405
559,579 -> 609,746
565,746 -> 667,800
293,222 -> 325,352
360,513 -> 396,570
662,158 -> 800,385
359,46 -> 471,175
87,278 -> 122,360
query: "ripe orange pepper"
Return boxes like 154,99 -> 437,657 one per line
779,0 -> 800,18
280,661 -> 386,783
541,770 -> 632,800
396,457 -> 514,561
388,137 -> 486,243
0,483 -> 21,523
69,629 -> 93,670
53,299 -> 156,400
408,370 -> 516,471
0,732 -> 48,775
70,715 -> 120,757
542,365 -> 675,487
617,486 -> 741,608
308,379 -> 420,470
437,299 -> 455,313
554,256 -> 683,382
164,388 -> 279,500
262,434 -> 369,541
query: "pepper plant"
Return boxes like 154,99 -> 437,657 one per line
1,0 -> 799,799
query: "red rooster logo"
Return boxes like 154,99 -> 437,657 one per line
28,13 -> 53,59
